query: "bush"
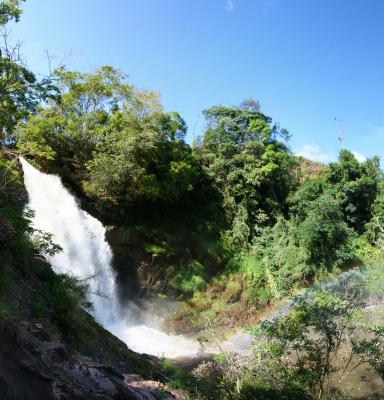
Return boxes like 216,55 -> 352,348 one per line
252,291 -> 365,399
47,273 -> 93,338
170,259 -> 207,295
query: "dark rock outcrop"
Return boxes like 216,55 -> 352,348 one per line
0,317 -> 180,400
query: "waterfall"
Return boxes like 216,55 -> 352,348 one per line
20,158 -> 200,358
20,157 -> 119,325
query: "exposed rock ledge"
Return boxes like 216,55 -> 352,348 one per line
0,317 -> 183,400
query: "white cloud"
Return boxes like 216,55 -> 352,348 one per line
295,144 -> 335,163
352,150 -> 366,163
225,0 -> 235,12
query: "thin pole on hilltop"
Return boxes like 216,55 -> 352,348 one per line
334,117 -> 344,149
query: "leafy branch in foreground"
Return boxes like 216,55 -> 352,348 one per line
354,323 -> 384,380
23,208 -> 63,256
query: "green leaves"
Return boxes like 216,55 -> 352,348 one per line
0,0 -> 59,142
328,150 -> 382,233
198,101 -> 295,255
17,66 -> 136,165
354,323 -> 384,379
17,66 -> 199,209
87,111 -> 198,206
202,103 -> 275,146
297,191 -> 355,267
0,58 -> 59,141
29,229 -> 62,256
0,0 -> 23,25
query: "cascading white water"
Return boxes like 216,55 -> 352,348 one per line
20,157 -> 119,326
20,158 -> 200,358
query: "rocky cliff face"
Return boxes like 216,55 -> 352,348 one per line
0,316 -> 182,400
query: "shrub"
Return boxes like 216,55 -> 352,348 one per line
252,291 -> 365,399
170,259 -> 207,295
48,273 -> 93,338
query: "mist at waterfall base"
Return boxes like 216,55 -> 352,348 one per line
20,158 -> 200,358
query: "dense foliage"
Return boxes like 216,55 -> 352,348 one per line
195,101 -> 295,250
17,67 -> 201,209
12,43 -> 383,305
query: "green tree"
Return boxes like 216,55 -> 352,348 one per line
17,66 -> 137,169
197,100 -> 296,252
0,0 -> 23,25
328,150 -> 382,233
250,218 -> 311,298
87,110 -> 199,207
354,324 -> 384,380
18,65 -> 201,208
202,100 -> 290,146
0,0 -> 58,142
253,292 -> 365,399
245,181 -> 356,300
296,191 -> 356,268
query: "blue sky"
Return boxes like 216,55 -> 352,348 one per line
10,0 -> 384,163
